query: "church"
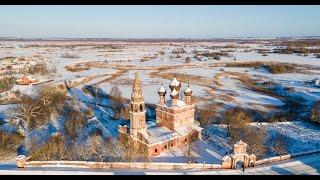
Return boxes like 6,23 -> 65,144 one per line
118,72 -> 202,157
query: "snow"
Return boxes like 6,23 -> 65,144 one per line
205,121 -> 320,157
152,140 -> 223,164
165,99 -> 186,107
1,40 -> 320,164
158,86 -> 166,93
174,125 -> 199,136
184,86 -> 192,93
0,104 -> 16,122
145,125 -> 178,145
262,121 -> 320,153
169,78 -> 180,87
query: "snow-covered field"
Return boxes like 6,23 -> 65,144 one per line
1,40 -> 320,163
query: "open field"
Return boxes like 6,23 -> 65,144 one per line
1,39 -> 320,165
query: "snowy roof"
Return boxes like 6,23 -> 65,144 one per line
146,121 -> 157,128
175,125 -> 202,136
170,78 -> 180,87
184,86 -> 192,95
158,86 -> 166,93
165,99 -> 186,107
146,125 -> 178,145
184,87 -> 192,92
174,125 -> 193,136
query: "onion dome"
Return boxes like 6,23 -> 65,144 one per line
184,86 -> 193,96
158,86 -> 166,96
169,77 -> 182,91
170,88 -> 179,99
234,139 -> 247,148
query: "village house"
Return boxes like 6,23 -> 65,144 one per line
15,76 -> 38,85
118,72 -> 202,157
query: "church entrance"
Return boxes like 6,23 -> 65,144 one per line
235,160 -> 244,170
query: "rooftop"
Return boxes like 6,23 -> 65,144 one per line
165,99 -> 186,108
145,124 -> 178,145
184,86 -> 192,93
175,125 -> 202,136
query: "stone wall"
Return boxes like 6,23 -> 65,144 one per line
16,156 -> 222,170
256,149 -> 320,166
16,148 -> 320,170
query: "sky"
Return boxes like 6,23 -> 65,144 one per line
0,5 -> 319,39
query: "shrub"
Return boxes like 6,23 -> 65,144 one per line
65,64 -> 90,72
28,63 -> 51,75
185,57 -> 191,63
158,51 -> 165,55
29,134 -> 66,161
0,76 -> 15,93
172,49 -> 186,54
0,131 -> 24,160
225,61 -> 297,74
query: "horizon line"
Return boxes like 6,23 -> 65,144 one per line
1,35 -> 320,41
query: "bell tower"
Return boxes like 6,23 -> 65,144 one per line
129,72 -> 146,137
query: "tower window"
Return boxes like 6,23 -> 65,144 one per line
155,149 -> 158,153
140,104 -> 143,111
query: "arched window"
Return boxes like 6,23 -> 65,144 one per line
155,149 -> 158,153
140,104 -> 143,111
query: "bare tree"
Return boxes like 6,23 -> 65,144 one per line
10,84 -> 67,134
223,108 -> 267,159
244,126 -> 267,159
118,135 -> 138,162
223,108 -> 252,144
119,106 -> 130,120
310,100 -> 320,124
183,128 -> 198,163
196,107 -> 216,126
28,134 -> 66,161
63,108 -> 86,142
109,85 -> 123,119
